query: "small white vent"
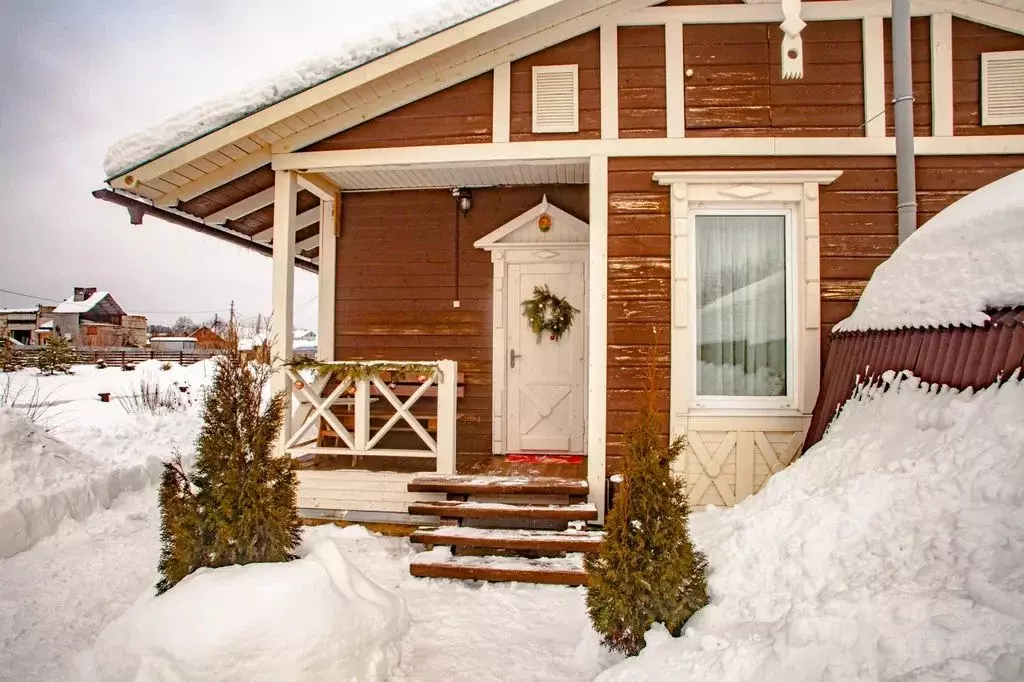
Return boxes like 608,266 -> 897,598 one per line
982,50 -> 1024,126
532,65 -> 579,134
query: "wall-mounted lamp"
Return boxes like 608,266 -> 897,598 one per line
452,187 -> 472,216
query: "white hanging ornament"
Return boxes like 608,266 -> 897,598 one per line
780,0 -> 805,79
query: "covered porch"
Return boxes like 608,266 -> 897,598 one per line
264,152 -> 611,521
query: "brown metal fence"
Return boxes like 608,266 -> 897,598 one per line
13,345 -> 224,368
804,306 -> 1024,452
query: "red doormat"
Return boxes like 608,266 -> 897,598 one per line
505,453 -> 585,465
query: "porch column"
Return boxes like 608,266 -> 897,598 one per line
317,197 -> 339,361
271,169 -> 298,450
587,155 -> 609,522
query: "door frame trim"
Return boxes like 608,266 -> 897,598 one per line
486,246 -> 589,455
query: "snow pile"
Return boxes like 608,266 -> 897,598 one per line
599,373 -> 1024,681
104,0 -> 512,177
82,540 -> 409,682
837,169 -> 1024,332
0,409 -> 163,559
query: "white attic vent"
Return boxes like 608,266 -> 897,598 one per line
982,50 -> 1024,126
532,65 -> 579,133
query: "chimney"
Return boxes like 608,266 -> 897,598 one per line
74,287 -> 97,302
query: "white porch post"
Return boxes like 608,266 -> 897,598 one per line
317,197 -> 339,361
587,155 -> 609,522
272,170 -> 298,451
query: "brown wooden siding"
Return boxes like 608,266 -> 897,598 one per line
605,154 -> 1024,469
618,26 -> 668,138
510,31 -> 601,141
334,186 -> 589,468
953,18 -> 1024,136
805,307 -> 1024,452
883,17 -> 932,136
178,165 -> 319,238
682,21 -> 864,137
308,73 -> 493,151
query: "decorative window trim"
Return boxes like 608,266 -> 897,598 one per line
532,64 -> 580,134
653,170 -> 842,441
688,206 -> 796,410
981,50 -> 1024,126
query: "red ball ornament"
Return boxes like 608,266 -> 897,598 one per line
549,334 -> 556,341
294,380 -> 305,390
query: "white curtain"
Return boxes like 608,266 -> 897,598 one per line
695,215 -> 787,397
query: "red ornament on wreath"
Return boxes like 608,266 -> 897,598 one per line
538,213 -> 552,233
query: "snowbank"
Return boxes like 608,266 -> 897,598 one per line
82,541 -> 409,682
598,373 -> 1024,681
104,0 -> 512,177
0,409 -> 163,559
836,169 -> 1024,332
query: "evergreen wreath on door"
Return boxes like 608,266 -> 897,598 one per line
521,284 -> 579,342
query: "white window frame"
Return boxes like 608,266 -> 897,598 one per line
688,205 -> 797,410
652,170 -> 843,446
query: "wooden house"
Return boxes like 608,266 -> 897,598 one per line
51,288 -> 147,347
97,0 -> 1024,528
189,325 -> 230,349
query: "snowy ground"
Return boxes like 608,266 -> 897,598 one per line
0,363 -> 616,682
4,363 -> 1024,681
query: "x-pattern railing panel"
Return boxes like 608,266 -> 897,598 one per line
366,375 -> 437,452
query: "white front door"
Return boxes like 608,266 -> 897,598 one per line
506,259 -> 586,453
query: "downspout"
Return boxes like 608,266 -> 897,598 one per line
891,0 -> 918,243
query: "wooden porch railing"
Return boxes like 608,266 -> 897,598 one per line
283,360 -> 457,474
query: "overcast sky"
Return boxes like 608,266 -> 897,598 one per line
0,0 -> 438,328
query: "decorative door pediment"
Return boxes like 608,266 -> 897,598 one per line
473,195 -> 588,251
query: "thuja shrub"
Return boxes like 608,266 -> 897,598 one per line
585,351 -> 709,656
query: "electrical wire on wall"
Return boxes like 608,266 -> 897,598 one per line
451,188 -> 472,309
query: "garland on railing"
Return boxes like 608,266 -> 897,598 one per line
286,357 -> 441,384
521,284 -> 579,342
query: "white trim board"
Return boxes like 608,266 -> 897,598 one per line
273,135 -> 1024,173
622,0 -> 1024,34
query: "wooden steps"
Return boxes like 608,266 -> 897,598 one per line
408,474 -> 588,496
406,473 -> 601,585
407,500 -> 598,522
410,550 -> 587,586
411,526 -> 604,554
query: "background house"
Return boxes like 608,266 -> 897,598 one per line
51,287 -> 147,347
1,305 -> 55,344
150,336 -> 198,352
189,325 -> 230,349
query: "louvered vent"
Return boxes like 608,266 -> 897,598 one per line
982,50 -> 1024,126
532,65 -> 579,134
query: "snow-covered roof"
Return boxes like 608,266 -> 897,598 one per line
0,308 -> 38,315
150,336 -> 198,343
836,169 -> 1024,333
53,291 -> 112,314
104,0 -> 513,178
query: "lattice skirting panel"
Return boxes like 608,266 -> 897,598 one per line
673,416 -> 809,508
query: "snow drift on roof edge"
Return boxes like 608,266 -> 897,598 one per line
103,0 -> 513,179
835,168 -> 1024,333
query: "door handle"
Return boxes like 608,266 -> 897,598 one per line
510,348 -> 523,369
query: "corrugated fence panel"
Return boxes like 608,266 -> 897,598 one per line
804,306 -> 1024,451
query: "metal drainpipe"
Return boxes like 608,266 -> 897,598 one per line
892,0 -> 918,243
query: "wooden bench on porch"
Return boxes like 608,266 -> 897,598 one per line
317,371 -> 466,448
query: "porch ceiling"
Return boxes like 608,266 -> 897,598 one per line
320,159 -> 589,191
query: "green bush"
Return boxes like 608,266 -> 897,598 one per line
156,341 -> 301,594
585,359 -> 709,656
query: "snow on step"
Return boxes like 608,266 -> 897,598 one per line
407,500 -> 599,521
411,526 -> 604,553
410,547 -> 587,586
407,474 -> 588,496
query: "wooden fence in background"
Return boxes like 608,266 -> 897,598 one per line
12,345 -> 223,367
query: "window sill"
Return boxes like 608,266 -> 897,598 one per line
684,406 -> 810,418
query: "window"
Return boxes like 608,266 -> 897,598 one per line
532,65 -> 579,133
982,50 -> 1024,126
691,210 -> 793,407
